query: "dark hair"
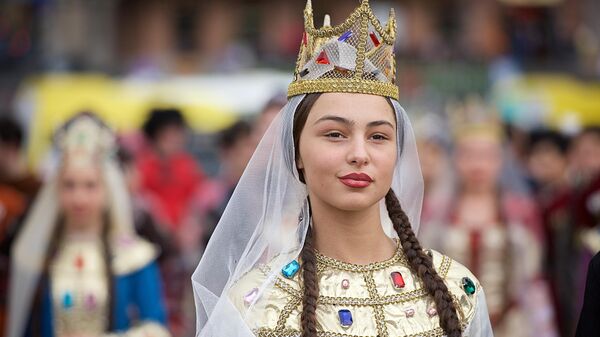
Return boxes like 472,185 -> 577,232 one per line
527,129 -> 570,155
142,108 -> 186,141
0,116 -> 24,148
293,94 -> 462,337
579,126 -> 600,142
31,213 -> 115,333
218,120 -> 252,151
116,145 -> 135,168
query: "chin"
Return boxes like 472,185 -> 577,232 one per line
330,194 -> 382,212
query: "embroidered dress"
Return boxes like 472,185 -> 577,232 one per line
230,244 -> 484,337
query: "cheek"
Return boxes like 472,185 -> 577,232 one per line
89,185 -> 107,210
374,146 -> 397,182
58,189 -> 75,210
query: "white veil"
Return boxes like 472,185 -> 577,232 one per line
7,114 -> 136,337
191,94 -> 425,336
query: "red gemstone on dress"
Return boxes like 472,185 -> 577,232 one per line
75,255 -> 84,271
341,279 -> 350,289
390,271 -> 405,289
316,50 -> 330,65
369,32 -> 381,47
302,31 -> 308,46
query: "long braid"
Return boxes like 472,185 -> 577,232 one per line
300,226 -> 319,337
100,211 -> 114,330
385,189 -> 462,337
31,218 -> 64,337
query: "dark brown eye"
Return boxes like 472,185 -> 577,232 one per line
371,134 -> 388,141
325,132 -> 344,138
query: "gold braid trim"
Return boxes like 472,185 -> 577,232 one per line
259,255 -> 452,307
288,79 -> 399,100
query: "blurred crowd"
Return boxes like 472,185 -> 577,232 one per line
1,0 -> 600,337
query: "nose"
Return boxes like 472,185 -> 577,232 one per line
346,138 -> 369,167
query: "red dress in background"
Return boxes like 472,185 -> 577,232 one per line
136,149 -> 205,337
137,149 -> 205,230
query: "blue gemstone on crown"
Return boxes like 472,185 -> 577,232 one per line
281,260 -> 300,279
338,30 -> 353,42
338,309 -> 353,327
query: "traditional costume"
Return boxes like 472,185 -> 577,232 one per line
192,1 -> 492,336
7,114 -> 169,337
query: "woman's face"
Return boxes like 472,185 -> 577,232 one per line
59,162 -> 107,225
297,93 -> 397,212
454,135 -> 502,193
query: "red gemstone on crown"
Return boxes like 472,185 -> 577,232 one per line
302,31 -> 308,46
369,32 -> 381,47
316,50 -> 330,65
390,271 -> 405,289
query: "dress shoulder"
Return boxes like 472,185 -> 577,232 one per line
228,258 -> 299,332
428,249 -> 482,325
111,235 -> 159,275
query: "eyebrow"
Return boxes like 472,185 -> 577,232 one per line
314,115 -> 394,129
367,120 -> 395,129
314,115 -> 354,127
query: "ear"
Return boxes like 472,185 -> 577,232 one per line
296,155 -> 304,170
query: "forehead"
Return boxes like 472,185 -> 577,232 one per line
307,93 -> 395,125
457,135 -> 501,152
60,161 -> 102,181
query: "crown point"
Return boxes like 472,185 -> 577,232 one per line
305,0 -> 312,11
323,14 -> 331,27
386,8 -> 396,34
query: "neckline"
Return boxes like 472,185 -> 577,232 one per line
314,239 -> 406,272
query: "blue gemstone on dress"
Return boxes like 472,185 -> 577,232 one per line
338,30 -> 353,42
63,292 -> 74,309
338,309 -> 353,327
281,260 -> 300,279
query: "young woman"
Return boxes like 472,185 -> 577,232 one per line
420,99 -> 557,337
192,1 -> 492,336
7,114 -> 169,337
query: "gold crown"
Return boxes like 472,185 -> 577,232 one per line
288,0 -> 399,100
446,96 -> 504,143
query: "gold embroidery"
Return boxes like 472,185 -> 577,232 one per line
276,296 -> 302,331
363,271 -> 388,337
254,323 -> 469,337
315,243 -> 408,273
244,252 -> 476,337
259,255 -> 453,307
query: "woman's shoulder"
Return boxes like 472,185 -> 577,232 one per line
428,249 -> 482,324
227,257 -> 301,331
111,235 -> 159,276
228,266 -> 269,311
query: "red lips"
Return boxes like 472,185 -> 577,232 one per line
339,172 -> 373,188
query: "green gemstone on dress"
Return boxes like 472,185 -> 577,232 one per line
462,277 -> 476,295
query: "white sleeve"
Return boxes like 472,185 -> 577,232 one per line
463,289 -> 494,337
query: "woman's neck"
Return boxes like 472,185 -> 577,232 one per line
310,201 -> 396,265
64,216 -> 103,239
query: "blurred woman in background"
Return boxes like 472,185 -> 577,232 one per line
7,113 -> 169,337
420,97 -> 557,337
